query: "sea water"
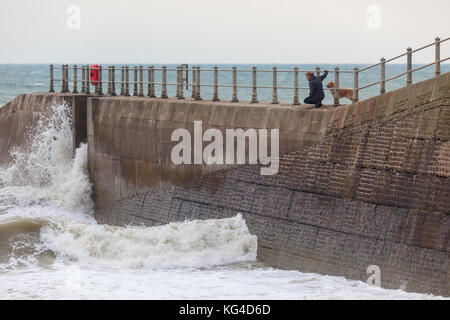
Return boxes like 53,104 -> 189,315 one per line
0,65 -> 447,299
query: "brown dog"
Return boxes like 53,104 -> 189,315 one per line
326,81 -> 354,102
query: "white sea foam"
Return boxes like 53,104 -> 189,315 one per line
0,145 -> 92,212
40,214 -> 257,269
0,262 -> 446,300
0,102 -> 92,213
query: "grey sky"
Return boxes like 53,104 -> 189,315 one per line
0,0 -> 449,64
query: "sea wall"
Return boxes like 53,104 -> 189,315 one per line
91,73 -> 450,296
87,98 -> 337,207
0,93 -> 89,166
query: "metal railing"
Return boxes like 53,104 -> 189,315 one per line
49,36 -> 449,105
355,36 -> 449,101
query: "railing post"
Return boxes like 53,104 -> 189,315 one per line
133,67 -> 138,96
180,66 -> 185,99
111,66 -> 116,96
94,65 -> 98,94
86,65 -> 90,94
183,64 -> 189,90
161,65 -> 168,98
191,66 -> 197,99
49,64 -> 54,93
73,65 -> 78,93
81,65 -> 86,93
353,67 -> 359,102
231,66 -> 239,102
195,66 -> 202,100
61,64 -> 67,92
176,66 -> 180,98
60,65 -> 64,93
197,66 -> 201,99
148,66 -> 155,97
334,67 -> 340,106
61,64 -> 67,93
193,66 -> 198,99
180,66 -> 185,100
107,66 -> 112,94
177,66 -> 185,99
213,66 -> 220,101
98,65 -> 103,95
251,66 -> 258,103
435,37 -> 440,77
120,66 -> 125,96
106,66 -> 111,95
380,57 -> 386,94
293,67 -> 299,105
125,66 -> 130,96
271,66 -> 278,104
139,65 -> 144,97
147,66 -> 153,97
94,67 -> 100,94
315,66 -> 320,77
67,65 -> 71,92
406,47 -> 412,86
66,64 -> 70,92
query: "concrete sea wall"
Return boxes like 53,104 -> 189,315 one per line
90,73 -> 450,296
87,97 -> 336,207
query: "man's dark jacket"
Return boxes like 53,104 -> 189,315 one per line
307,71 -> 328,101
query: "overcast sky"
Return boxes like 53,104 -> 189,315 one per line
0,0 -> 449,64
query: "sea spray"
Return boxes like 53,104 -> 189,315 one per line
0,102 -> 93,212
0,102 -> 73,187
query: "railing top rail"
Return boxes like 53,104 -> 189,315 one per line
358,62 -> 382,73
52,65 -> 355,73
358,56 -> 449,92
411,36 -> 449,53
358,36 -> 449,73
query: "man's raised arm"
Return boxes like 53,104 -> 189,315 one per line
320,70 -> 328,81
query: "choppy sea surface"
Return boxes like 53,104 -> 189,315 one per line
0,65 -> 448,299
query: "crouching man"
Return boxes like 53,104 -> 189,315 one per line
304,70 -> 328,108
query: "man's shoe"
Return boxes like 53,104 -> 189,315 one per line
315,103 -> 322,108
